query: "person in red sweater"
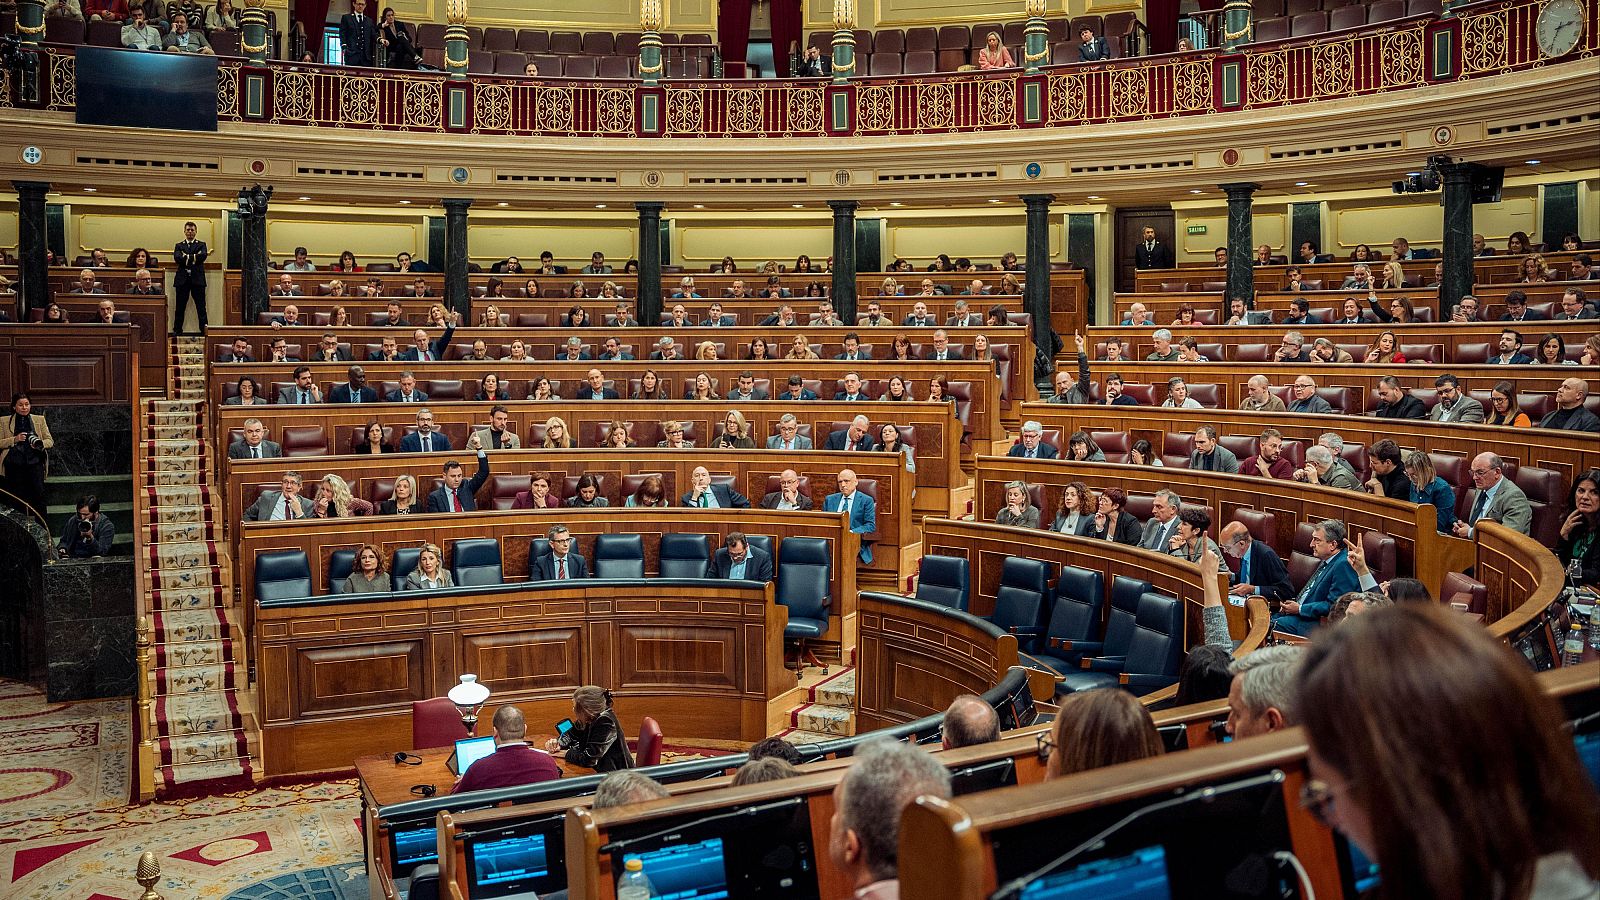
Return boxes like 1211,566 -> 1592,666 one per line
1242,428 -> 1297,480
451,705 -> 561,794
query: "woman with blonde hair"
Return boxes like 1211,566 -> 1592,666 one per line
570,280 -> 590,299
343,543 -> 391,593
314,473 -> 373,517
327,279 -> 347,297
479,304 -> 504,327
427,304 -> 448,327
542,416 -> 574,449
1520,253 -> 1551,283
695,340 -> 720,361
404,543 -> 453,590
546,685 -> 633,771
1378,259 -> 1408,289
716,409 -> 754,449
379,474 -> 423,515
787,334 -> 819,360
1582,334 -> 1600,367
978,30 -> 1014,68
603,420 -> 633,448
880,276 -> 901,296
998,272 -> 1021,295
1365,330 -> 1407,364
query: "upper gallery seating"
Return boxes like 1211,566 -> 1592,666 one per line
1248,0 -> 1442,43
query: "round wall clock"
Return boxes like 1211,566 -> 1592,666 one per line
1536,0 -> 1584,58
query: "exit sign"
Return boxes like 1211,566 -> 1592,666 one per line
1186,224 -> 1208,235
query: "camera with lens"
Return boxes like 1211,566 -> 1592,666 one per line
78,518 -> 93,534
28,435 -> 44,450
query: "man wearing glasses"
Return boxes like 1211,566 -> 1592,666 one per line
1273,332 -> 1311,363
1286,376 -> 1333,414
532,525 -> 588,580
1272,519 -> 1359,637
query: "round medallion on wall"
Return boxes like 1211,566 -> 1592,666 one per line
1025,161 -> 1042,179
450,166 -> 470,184
247,159 -> 266,176
20,146 -> 42,165
1432,125 -> 1453,146
834,169 -> 850,186
1221,148 -> 1240,167
643,170 -> 662,187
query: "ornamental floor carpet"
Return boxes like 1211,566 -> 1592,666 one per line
0,679 -> 131,835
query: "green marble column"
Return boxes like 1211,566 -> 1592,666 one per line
1220,181 -> 1259,306
15,0 -> 44,46
830,200 -> 859,321
240,0 -> 269,63
443,198 -> 472,322
238,186 -> 271,325
1222,0 -> 1253,50
1438,161 -> 1475,316
636,202 -> 665,325
12,181 -> 48,319
638,0 -> 663,86
831,0 -> 857,83
1023,0 -> 1048,74
444,0 -> 469,80
1022,194 -> 1060,379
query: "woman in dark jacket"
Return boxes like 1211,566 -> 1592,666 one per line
1558,469 -> 1600,587
377,474 -> 425,515
354,421 -> 396,454
379,7 -> 420,69
1083,487 -> 1141,546
548,685 -> 634,772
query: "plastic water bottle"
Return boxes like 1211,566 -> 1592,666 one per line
617,857 -> 654,900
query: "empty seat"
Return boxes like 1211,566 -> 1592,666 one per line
905,26 -> 937,52
44,17 -> 84,44
280,425 -> 328,456
613,32 -> 641,55
466,51 -> 495,74
1031,564 -> 1107,674
1368,0 -> 1409,22
988,556 -> 1051,653
412,697 -> 470,750
869,52 -> 902,75
937,24 -> 970,50
1329,5 -> 1366,30
327,548 -> 357,594
1055,575 -> 1149,695
937,48 -> 968,71
581,31 -> 614,55
255,550 -> 314,601
563,55 -> 598,77
549,30 -> 582,54
915,555 -> 971,611
875,28 -> 905,54
86,20 -> 122,46
450,538 -> 503,586
493,51 -> 527,75
1515,466 -> 1566,549
659,533 -> 710,578
482,26 -> 516,52
1442,571 -> 1488,615
417,23 -> 446,48
635,716 -> 663,767
1407,0 -> 1442,16
593,534 -> 646,579
777,537 -> 833,670
516,28 -> 549,52
1253,16 -> 1291,42
1283,0 -> 1318,16
1234,509 -> 1283,557
1058,593 -> 1183,695
903,50 -> 936,73
598,55 -> 633,78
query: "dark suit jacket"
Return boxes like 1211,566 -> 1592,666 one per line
531,552 -> 588,580
398,429 -> 452,452
680,484 -> 751,508
384,389 -> 429,402
1499,310 -> 1549,322
377,497 -> 424,514
575,388 -> 620,400
328,384 -> 377,404
777,389 -> 819,401
1238,541 -> 1294,602
399,323 -> 455,361
1375,395 -> 1428,420
707,546 -> 773,581
596,352 -> 636,361
340,11 -> 378,66
833,352 -> 872,362
760,490 -> 814,510
833,391 -> 869,401
824,429 -> 875,451
1133,241 -> 1172,269
1007,441 -> 1058,460
173,239 -> 208,287
925,348 -> 965,361
244,490 -> 314,521
1078,36 -> 1109,60
310,349 -> 352,363
228,439 -> 283,460
795,55 -> 830,76
424,454 -> 489,512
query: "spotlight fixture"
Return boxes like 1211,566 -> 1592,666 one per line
1392,155 -> 1448,194
1525,159 -> 1541,165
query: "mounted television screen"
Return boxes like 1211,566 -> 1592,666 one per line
74,46 -> 219,131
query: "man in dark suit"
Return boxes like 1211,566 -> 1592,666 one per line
400,316 -> 457,361
825,416 -> 876,452
450,705 -> 561,794
834,334 -> 871,362
243,472 -> 315,521
1218,522 -> 1293,603
795,44 -> 830,77
1138,490 -> 1183,552
925,330 -> 964,361
1077,26 -> 1109,61
777,375 -> 818,401
309,332 -> 351,363
425,439 -> 489,512
399,409 -> 452,452
1007,421 -> 1058,459
172,220 -> 208,334
276,366 -> 323,405
1133,226 -> 1172,269
727,372 -> 769,402
339,0 -> 377,67
558,337 -> 592,361
228,419 -> 283,460
706,532 -> 773,581
577,368 -> 620,401
531,525 -> 588,580
833,372 -> 869,402
1558,289 -> 1597,320
328,365 -> 377,404
680,466 -> 751,508
760,469 -> 813,510
223,338 -> 255,363
596,337 -> 635,361
766,417 -> 812,450
701,303 -> 736,327
1498,291 -> 1547,322
385,372 -> 428,403
1373,376 -> 1426,419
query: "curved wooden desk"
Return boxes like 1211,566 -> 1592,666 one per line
1480,520 -> 1570,663
855,592 -> 1020,734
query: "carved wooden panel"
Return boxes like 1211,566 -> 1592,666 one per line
615,624 -> 740,692
294,639 -> 426,716
460,626 -> 583,695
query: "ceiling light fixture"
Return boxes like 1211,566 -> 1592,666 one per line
194,192 -> 207,197
1295,181 -> 1310,187
398,200 -> 411,204
298,196 -> 311,201
1189,189 -> 1203,194
1525,159 -> 1541,165
83,187 -> 97,192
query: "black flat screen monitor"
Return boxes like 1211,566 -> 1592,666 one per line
74,46 -> 219,131
605,796 -> 819,899
1018,844 -> 1173,900
390,823 -> 438,877
466,813 -> 568,900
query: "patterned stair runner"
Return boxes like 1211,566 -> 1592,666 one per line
142,336 -> 256,796
783,664 -> 858,745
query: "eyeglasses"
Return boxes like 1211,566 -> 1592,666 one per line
1298,779 -> 1342,828
1034,730 -> 1055,763
1294,382 -> 1315,389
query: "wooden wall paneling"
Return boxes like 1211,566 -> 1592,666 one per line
0,324 -> 138,404
33,295 -> 168,387
854,592 -> 1019,733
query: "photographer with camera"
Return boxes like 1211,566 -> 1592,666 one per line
58,495 -> 115,559
0,392 -> 53,520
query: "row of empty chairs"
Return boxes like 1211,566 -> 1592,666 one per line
413,26 -> 711,56
1251,0 -> 1442,42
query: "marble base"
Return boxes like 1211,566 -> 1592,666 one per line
0,506 -> 49,681
43,403 -> 134,478
43,556 -> 137,701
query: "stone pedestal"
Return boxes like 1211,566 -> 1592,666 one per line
829,200 -> 859,321
443,198 -> 472,323
44,557 -> 136,700
1220,181 -> 1260,306
1439,161 -> 1475,315
636,202 -> 665,325
13,180 -> 49,318
1022,193 -> 1060,378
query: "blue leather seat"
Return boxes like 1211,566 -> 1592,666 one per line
658,533 -> 710,579
593,533 -> 645,579
744,534 -> 774,561
914,555 -> 971,611
1056,592 -> 1184,695
1054,575 -> 1149,695
1031,564 -> 1106,674
450,538 -> 503,586
777,537 -> 832,638
988,556 -> 1051,653
391,547 -> 422,587
255,549 -> 314,601
327,548 -> 357,594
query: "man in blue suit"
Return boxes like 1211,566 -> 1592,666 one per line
399,408 -> 453,453
823,469 -> 876,564
400,314 -> 458,361
531,525 -> 588,580
1006,421 -> 1058,459
777,375 -> 818,401
1219,522 -> 1294,603
424,437 -> 489,512
1273,519 -> 1359,636
328,365 -> 378,404
706,532 -> 773,582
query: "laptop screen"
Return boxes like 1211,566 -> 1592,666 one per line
455,735 -> 498,774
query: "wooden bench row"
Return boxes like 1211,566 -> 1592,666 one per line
1082,321 -> 1600,366
1132,250 -> 1590,292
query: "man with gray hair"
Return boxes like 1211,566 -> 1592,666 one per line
1146,328 -> 1180,361
1298,445 -> 1362,491
825,415 -> 875,451
1225,645 -> 1305,740
941,694 -> 1001,750
766,414 -> 814,450
828,738 -> 953,899
593,770 -> 670,809
1316,432 -> 1360,482
1240,374 -> 1286,413
1452,452 -> 1532,538
1139,489 -> 1183,551
1274,519 -> 1359,636
1274,331 -> 1311,363
1007,421 -> 1058,459
1310,337 -> 1353,363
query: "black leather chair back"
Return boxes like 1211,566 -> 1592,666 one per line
328,548 -> 356,593
1119,593 -> 1184,694
915,554 -> 971,611
450,538 -> 503,586
776,537 -> 832,631
256,550 -> 313,601
1045,564 -> 1105,645
1104,575 -> 1151,657
990,556 -> 1051,652
659,533 -> 710,579
593,533 -> 646,579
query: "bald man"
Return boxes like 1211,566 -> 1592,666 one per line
941,695 -> 1000,750
450,705 -> 561,793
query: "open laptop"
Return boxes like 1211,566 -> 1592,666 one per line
446,735 -> 498,776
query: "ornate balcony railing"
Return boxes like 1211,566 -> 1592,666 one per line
4,0 -> 1593,138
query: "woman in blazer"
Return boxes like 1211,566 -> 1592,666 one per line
403,543 -> 454,590
547,685 -> 633,772
874,423 -> 917,474
1084,487 -> 1141,546
1,392 -> 53,518
224,376 -> 271,406
343,543 -> 393,593
378,474 -> 425,515
354,421 -> 396,454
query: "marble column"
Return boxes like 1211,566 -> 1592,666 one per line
1022,0 -> 1049,74
1439,161 -> 1475,315
1222,0 -> 1254,50
638,0 -> 663,85
829,200 -> 859,322
13,181 -> 48,319
1022,193 -> 1060,379
830,0 -> 857,83
1220,181 -> 1260,307
444,0 -> 469,80
240,0 -> 269,63
635,202 -> 664,325
443,198 -> 472,323
239,188 -> 269,324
